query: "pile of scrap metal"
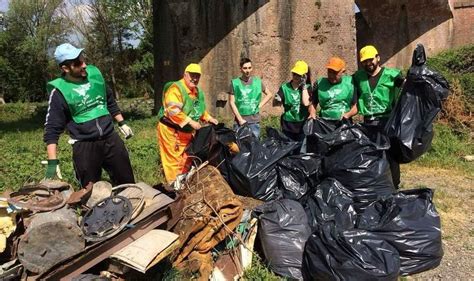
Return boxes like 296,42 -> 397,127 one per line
169,164 -> 255,281
0,179 -> 175,280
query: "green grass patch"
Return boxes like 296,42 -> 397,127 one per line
414,123 -> 473,176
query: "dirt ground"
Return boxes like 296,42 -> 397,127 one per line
400,165 -> 473,280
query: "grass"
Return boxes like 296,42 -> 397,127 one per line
1,100 -> 472,190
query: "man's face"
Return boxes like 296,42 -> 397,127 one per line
292,72 -> 305,86
184,71 -> 201,89
240,62 -> 252,78
327,69 -> 343,84
62,54 -> 87,79
361,56 -> 380,74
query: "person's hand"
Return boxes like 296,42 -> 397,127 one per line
119,123 -> 134,139
341,113 -> 350,120
189,120 -> 202,130
208,117 -> 218,125
308,113 -> 317,120
239,119 -> 247,126
44,159 -> 62,179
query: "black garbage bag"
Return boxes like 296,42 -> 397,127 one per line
185,124 -> 237,180
302,178 -> 357,232
276,153 -> 322,200
228,125 -> 298,201
303,222 -> 400,281
253,199 -> 312,280
323,125 -> 395,211
357,188 -> 443,275
384,44 -> 450,163
303,118 -> 339,155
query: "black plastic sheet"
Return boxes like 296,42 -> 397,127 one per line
303,118 -> 339,155
357,188 -> 443,275
384,44 -> 450,163
254,199 -> 312,280
303,222 -> 400,281
276,154 -> 322,200
322,124 -> 395,211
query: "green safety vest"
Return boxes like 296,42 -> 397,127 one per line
354,67 -> 401,116
231,76 -> 262,116
280,82 -> 309,122
157,80 -> 206,132
47,65 -> 109,123
317,75 -> 354,120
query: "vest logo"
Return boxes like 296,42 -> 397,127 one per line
240,88 -> 252,96
73,83 -> 91,97
328,88 -> 342,99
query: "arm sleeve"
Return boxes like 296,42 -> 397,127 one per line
311,82 -> 319,106
106,86 -> 121,116
44,89 -> 69,145
274,87 -> 284,103
163,86 -> 191,127
351,81 -> 358,105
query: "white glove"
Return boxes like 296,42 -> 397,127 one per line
119,123 -> 134,139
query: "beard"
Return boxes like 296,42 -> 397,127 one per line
364,62 -> 378,74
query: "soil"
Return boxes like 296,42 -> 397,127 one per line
400,165 -> 474,280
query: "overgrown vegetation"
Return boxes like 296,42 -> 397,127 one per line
427,44 -> 473,128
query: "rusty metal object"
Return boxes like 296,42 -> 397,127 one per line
81,196 -> 132,242
67,182 -> 93,205
171,165 -> 243,280
17,208 -> 85,274
40,194 -> 174,280
7,184 -> 69,212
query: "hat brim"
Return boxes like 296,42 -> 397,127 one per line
326,65 -> 344,72
57,48 -> 84,64
360,54 -> 376,62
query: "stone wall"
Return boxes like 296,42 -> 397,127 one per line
154,0 -> 356,116
451,0 -> 474,47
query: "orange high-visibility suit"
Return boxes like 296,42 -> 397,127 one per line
157,79 -> 212,183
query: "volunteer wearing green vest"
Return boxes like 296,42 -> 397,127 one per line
156,63 -> 218,183
44,43 -> 134,187
275,60 -> 312,142
311,57 -> 358,126
229,58 -> 273,139
353,45 -> 405,187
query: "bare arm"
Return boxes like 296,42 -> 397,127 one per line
47,143 -> 58,160
302,87 -> 311,106
229,94 -> 246,125
259,87 -> 274,108
342,104 -> 358,119
114,113 -> 125,123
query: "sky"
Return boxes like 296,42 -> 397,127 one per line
0,0 -> 8,12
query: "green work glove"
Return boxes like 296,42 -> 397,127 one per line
45,159 -> 62,179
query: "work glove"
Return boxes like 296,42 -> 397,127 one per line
44,159 -> 63,179
119,122 -> 134,139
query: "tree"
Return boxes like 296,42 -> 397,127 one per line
0,0 -> 68,102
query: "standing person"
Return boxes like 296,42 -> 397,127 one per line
353,45 -> 405,187
229,58 -> 273,139
157,63 -> 218,184
311,57 -> 357,126
275,60 -> 312,142
44,43 -> 135,187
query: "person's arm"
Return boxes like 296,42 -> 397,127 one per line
259,82 -> 273,108
164,86 -> 201,130
342,82 -> 358,119
273,86 -> 284,106
229,94 -> 246,125
44,89 -> 68,159
302,86 -> 311,106
200,111 -> 218,125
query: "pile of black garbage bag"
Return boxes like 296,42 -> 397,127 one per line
185,44 -> 447,280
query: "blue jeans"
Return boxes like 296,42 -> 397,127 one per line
234,122 -> 260,139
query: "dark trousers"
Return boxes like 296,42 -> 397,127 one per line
363,117 -> 401,188
72,132 -> 135,187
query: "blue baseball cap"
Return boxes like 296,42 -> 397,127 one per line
54,43 -> 84,65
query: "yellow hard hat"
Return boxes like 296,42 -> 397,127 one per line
291,60 -> 308,76
359,45 -> 378,62
184,63 -> 202,74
